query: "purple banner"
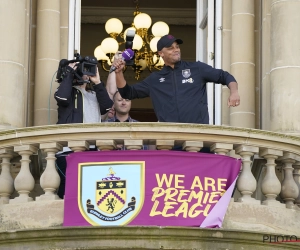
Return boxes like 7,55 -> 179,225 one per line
63,150 -> 241,227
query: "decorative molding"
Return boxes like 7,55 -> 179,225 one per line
81,7 -> 196,26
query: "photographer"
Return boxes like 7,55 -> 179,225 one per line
54,62 -> 113,124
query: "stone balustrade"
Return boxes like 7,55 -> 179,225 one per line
0,122 -> 300,236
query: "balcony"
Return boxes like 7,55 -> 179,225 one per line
0,123 -> 300,249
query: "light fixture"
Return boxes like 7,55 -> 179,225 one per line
94,0 -> 170,80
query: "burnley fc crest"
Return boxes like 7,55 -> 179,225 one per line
78,162 -> 145,226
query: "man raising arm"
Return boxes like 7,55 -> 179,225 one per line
112,34 -> 240,124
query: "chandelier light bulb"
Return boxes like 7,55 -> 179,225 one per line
95,5 -> 170,79
105,18 -> 123,35
151,21 -> 169,37
132,34 -> 143,50
134,13 -> 152,29
150,36 -> 161,52
101,37 -> 119,54
94,45 -> 109,60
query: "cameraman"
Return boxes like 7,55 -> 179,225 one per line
54,63 -> 113,124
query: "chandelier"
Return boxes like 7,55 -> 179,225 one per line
94,0 -> 169,80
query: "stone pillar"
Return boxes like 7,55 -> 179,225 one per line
183,141 -> 203,152
211,143 -> 233,155
0,148 -> 14,204
156,140 -> 174,151
254,0 -> 261,129
36,142 -> 63,201
279,153 -> 299,209
259,148 -> 284,207
124,140 -> 143,150
34,0 -> 60,126
69,141 -> 90,152
28,0 -> 38,127
60,0 -> 69,59
96,140 -> 117,151
235,145 -> 260,204
10,145 -> 38,203
293,159 -> 300,207
221,0 -> 232,126
230,0 -> 255,128
270,0 -> 300,134
261,0 -> 272,130
0,0 -> 28,129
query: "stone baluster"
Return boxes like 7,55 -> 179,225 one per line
211,143 -> 233,155
10,145 -> 38,203
183,141 -> 203,152
292,156 -> 300,208
156,140 -> 174,150
36,143 -> 63,201
124,140 -> 143,150
259,148 -> 284,207
0,148 -> 15,204
96,140 -> 117,151
278,153 -> 299,209
68,141 -> 90,152
234,145 -> 260,204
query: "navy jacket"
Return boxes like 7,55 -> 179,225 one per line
54,73 -> 113,124
118,60 -> 236,124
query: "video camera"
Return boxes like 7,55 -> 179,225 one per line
56,53 -> 98,84
125,30 -> 135,66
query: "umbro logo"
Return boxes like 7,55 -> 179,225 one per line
159,78 -> 165,82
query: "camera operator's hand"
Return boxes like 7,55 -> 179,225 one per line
89,67 -> 101,85
68,62 -> 77,70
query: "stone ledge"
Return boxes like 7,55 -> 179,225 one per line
0,226 -> 300,250
223,199 -> 300,235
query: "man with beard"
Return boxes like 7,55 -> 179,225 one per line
111,34 -> 240,124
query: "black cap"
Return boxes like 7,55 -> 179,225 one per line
157,35 -> 183,51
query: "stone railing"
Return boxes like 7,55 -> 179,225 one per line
0,122 -> 300,236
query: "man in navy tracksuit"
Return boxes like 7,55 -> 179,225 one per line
112,34 -> 240,124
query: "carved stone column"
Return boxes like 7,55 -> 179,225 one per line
68,141 -> 90,152
183,141 -> 203,152
124,140 -> 143,150
0,148 -> 15,204
278,153 -> 299,209
34,0 -> 61,125
211,143 -> 233,155
10,145 -> 38,203
270,0 -> 300,134
96,140 -> 117,151
156,140 -> 174,150
230,0 -> 256,128
259,148 -> 284,207
235,145 -> 260,204
36,143 -> 63,201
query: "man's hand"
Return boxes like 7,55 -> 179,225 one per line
227,81 -> 240,107
90,67 -> 101,84
112,58 -> 126,73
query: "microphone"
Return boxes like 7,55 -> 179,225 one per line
109,49 -> 134,73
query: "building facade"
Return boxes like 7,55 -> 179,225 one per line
0,0 -> 300,249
